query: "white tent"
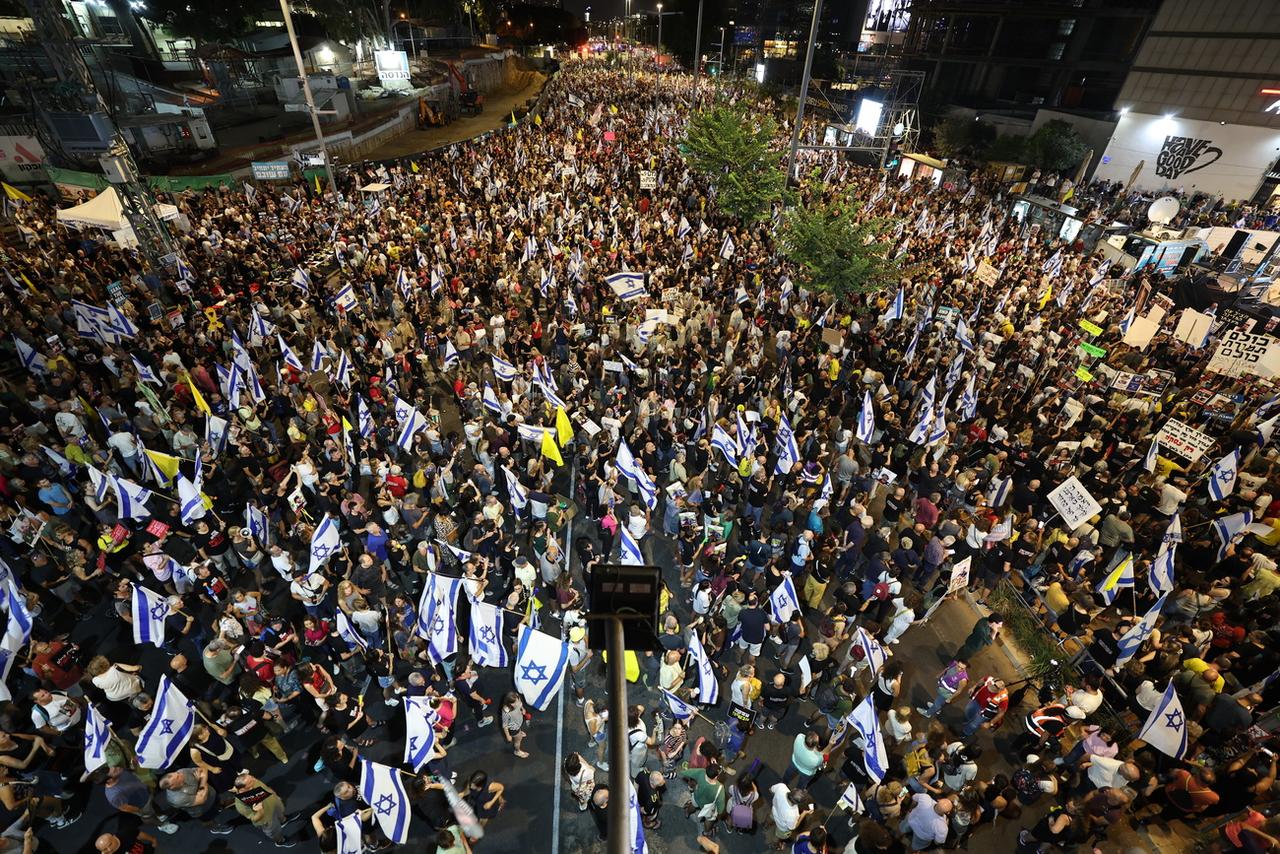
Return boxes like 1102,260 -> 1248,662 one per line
56,187 -> 126,230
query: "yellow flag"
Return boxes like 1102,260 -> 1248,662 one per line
409,161 -> 419,174
314,174 -> 322,194
555,406 -> 573,446
510,111 -> 517,126
540,430 -> 564,467
534,113 -> 542,126
576,129 -> 583,141
341,416 -> 354,433
2,183 -> 31,203
18,272 -> 35,293
1037,285 -> 1052,311
144,449 -> 180,483
184,372 -> 211,415
609,104 -> 618,115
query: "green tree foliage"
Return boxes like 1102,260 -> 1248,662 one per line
779,187 -> 903,300
983,133 -> 1028,163
139,0 -> 275,42
681,101 -> 786,223
931,116 -> 973,158
1025,119 -> 1088,172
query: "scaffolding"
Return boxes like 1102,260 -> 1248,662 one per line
797,66 -> 925,167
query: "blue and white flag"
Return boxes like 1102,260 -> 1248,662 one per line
1207,449 -> 1240,501
176,475 -> 205,525
425,574 -> 461,663
847,694 -> 888,783
396,406 -> 426,452
335,351 -> 354,388
131,356 -> 161,386
310,340 -> 328,374
620,524 -> 644,566
403,696 -> 439,772
503,467 -> 529,516
770,574 -> 801,623
13,337 -> 46,374
87,466 -> 110,503
606,271 -> 647,302
902,328 -> 920,363
1144,438 -> 1160,473
136,676 -> 195,769
492,355 -> 518,383
308,514 -> 342,573
205,415 -> 229,458
110,475 -> 152,520
245,503 -> 270,546
719,234 -> 735,259
677,215 -> 691,239
955,319 -> 974,353
1066,550 -> 1095,578
1213,510 -> 1253,561
40,445 -> 72,477
1121,594 -> 1172,665
884,287 -> 905,322
357,396 -> 373,439
1119,307 -> 1135,335
1163,512 -> 1183,547
131,583 -> 169,648
959,374 -> 978,421
469,600 -> 508,668
514,625 -> 571,711
854,390 -> 876,445
775,414 -> 800,475
1096,555 -> 1135,605
332,284 -> 359,314
909,401 -> 934,445
616,440 -> 658,510
443,340 -> 460,370
335,611 -> 368,651
627,777 -> 649,854
687,629 -> 719,705
83,702 -> 113,773
335,812 -> 362,854
1,578 -> 31,652
988,475 -> 1012,508
1149,546 -> 1176,596
360,759 -> 411,844
838,783 -> 865,815
661,687 -> 697,721
278,335 -> 304,372
1257,413 -> 1279,446
482,382 -> 503,416
854,626 -> 889,677
711,424 -> 739,466
291,266 -> 311,292
1137,679 -> 1188,760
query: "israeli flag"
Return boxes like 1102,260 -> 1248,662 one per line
291,267 -> 311,292
620,524 -> 644,566
1144,438 -> 1160,473
945,353 -> 965,391
131,356 -> 160,386
928,395 -> 950,445
1149,546 -> 1176,596
469,600 -> 508,668
909,401 -> 934,445
41,445 -> 73,477
775,414 -> 801,475
334,350 -> 353,388
687,629 -> 719,705
395,266 -> 412,302
249,311 -> 275,343
955,318 -> 974,353
1213,510 -> 1253,561
396,406 -> 426,452
1207,449 -> 1240,501
309,514 -> 342,573
205,415 -> 229,457
515,625 -> 571,711
2,578 -> 31,651
1065,550 -> 1095,578
277,335 -> 304,373
87,465 -> 111,503
443,340 -> 460,370
677,215 -> 691,239
503,467 -> 529,516
616,440 -> 658,510
110,475 -> 152,520
711,424 -> 739,466
84,702 -> 113,773
482,382 -> 503,416
885,287 -> 905,322
988,475 -> 1012,508
492,355 -> 518,382
335,812 -> 362,854
1136,679 -> 1188,760
335,611 -> 368,651
425,575 -> 461,663
847,695 -> 888,783
136,676 -> 195,769
854,626 -> 890,677
360,759 -> 411,844
719,233 -> 735,259
332,284 -> 358,314
770,574 -> 801,622
661,687 -> 697,721
1119,307 -> 1135,335
627,777 -> 649,854
245,503 -> 270,546
357,396 -> 373,439
177,475 -> 206,525
403,696 -> 439,772
131,583 -> 169,648
1163,513 -> 1183,546
309,340 -> 328,374
959,374 -> 978,421
606,271 -> 647,302
1096,555 -> 1135,605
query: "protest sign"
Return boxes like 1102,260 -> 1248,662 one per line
1078,319 -> 1103,337
975,261 -> 1000,288
1173,309 -> 1214,346
1047,476 -> 1102,530
1155,418 -> 1215,462
1122,316 -> 1160,350
1206,329 -> 1280,379
947,557 -> 971,594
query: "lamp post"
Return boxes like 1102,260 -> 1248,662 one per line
718,25 -> 725,79
692,0 -> 704,92
656,4 -> 663,61
727,19 -> 735,78
279,0 -> 338,199
784,0 -> 823,185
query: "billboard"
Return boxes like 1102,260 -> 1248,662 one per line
374,50 -> 412,91
0,136 -> 47,183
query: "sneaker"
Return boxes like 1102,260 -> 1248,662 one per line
597,761 -> 609,771
575,697 -> 585,707
384,697 -> 400,707
313,758 -> 326,772
210,824 -> 234,835
49,811 -> 81,829
478,716 -> 494,728
158,823 -> 179,835
915,707 -> 932,718
275,841 -> 297,848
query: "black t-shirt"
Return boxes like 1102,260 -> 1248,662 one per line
194,527 -> 231,556
1089,631 -> 1121,669
738,608 -> 768,644
760,680 -> 793,711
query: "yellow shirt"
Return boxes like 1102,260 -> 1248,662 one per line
1183,658 -> 1225,693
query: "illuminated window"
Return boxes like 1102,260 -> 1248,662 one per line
763,39 -> 798,59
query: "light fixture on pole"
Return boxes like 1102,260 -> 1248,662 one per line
279,0 -> 339,199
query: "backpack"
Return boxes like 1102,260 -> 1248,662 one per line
904,745 -> 932,778
1011,767 -> 1042,804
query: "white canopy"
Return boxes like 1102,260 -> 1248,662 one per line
56,187 -> 126,230
360,182 -> 392,193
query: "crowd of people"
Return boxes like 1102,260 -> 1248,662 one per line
0,51 -> 1277,854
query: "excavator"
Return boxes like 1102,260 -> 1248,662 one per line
444,61 -> 484,116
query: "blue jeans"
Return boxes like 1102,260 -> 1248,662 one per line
921,688 -> 955,719
960,699 -> 986,737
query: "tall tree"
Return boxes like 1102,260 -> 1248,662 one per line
681,100 -> 786,223
779,185 -> 903,299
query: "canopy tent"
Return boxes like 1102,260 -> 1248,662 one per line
56,187 -> 126,230
360,183 -> 392,193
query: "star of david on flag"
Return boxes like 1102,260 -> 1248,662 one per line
309,514 -> 342,573
1137,680 -> 1188,760
136,676 -> 194,769
359,758 -> 411,844
131,583 -> 169,648
687,629 -> 719,706
403,696 -> 439,772
468,600 -> 508,668
514,625 -> 570,711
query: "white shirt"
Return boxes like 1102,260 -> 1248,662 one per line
92,667 -> 143,702
1156,482 -> 1187,515
33,693 -> 82,731
1086,754 -> 1126,789
770,783 -> 800,832
107,431 -> 139,458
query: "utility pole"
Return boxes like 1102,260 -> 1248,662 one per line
785,0 -> 824,185
692,0 -> 704,91
280,0 -> 339,199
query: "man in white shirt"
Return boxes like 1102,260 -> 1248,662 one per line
770,782 -> 802,840
31,688 -> 82,736
1156,478 -> 1188,517
1083,754 -> 1139,790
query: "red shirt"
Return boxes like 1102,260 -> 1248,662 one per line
32,642 -> 82,690
971,680 -> 1009,720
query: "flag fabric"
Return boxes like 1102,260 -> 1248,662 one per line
335,812 -> 362,854
1,578 -> 31,652
41,445 -> 72,477
360,759 -> 411,844
711,424 -> 739,466
176,475 -> 206,525
719,234 -> 734,259
1119,307 -> 1135,335
205,415 -> 230,457
1213,510 -> 1253,561
185,373 -> 211,416
309,514 -> 342,573
627,777 -> 649,854
403,696 -> 439,772
1144,438 -> 1160,473
661,687 -> 697,720
854,625 -> 890,677
245,503 -> 270,546
335,611 -> 368,651
83,702 -> 113,773
468,600 -> 508,668
13,337 -> 46,374
131,583 -> 169,648
555,406 -> 574,446
615,440 -> 658,510
291,267 -> 311,292
774,414 -> 800,475
847,695 -> 888,782
1149,547 -> 1176,596
1163,513 -> 1183,546
492,355 -> 518,382
132,356 -> 160,385
909,401 -> 934,445
357,397 -> 373,439
770,574 -> 801,623
514,625 -> 571,711
136,676 -> 195,769
1257,413 -> 1279,446
1207,449 -> 1240,501
482,382 -> 503,415
988,475 -> 1012,508
443,341 -> 460,370
503,467 -> 529,516
396,407 -> 426,452
424,575 -> 461,663
857,391 -> 876,444
1096,554 -> 1135,605
1116,594 -> 1167,665
620,524 -> 644,565
687,629 -> 719,705
1137,680 -> 1189,760
606,272 -> 647,302
110,475 -> 152,520
540,430 -> 564,466
884,287 -> 905,322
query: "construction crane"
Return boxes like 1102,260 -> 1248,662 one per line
22,0 -> 176,272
